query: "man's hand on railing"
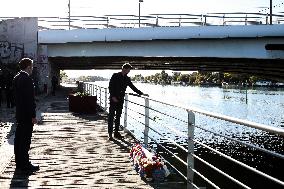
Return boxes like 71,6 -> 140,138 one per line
128,93 -> 149,97
142,93 -> 149,97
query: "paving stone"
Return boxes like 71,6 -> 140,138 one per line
0,87 -> 186,189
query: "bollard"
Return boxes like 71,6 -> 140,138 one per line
144,97 -> 150,146
187,110 -> 195,189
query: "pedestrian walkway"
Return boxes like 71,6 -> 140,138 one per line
0,87 -> 186,189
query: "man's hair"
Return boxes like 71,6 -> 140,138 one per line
19,58 -> 33,70
122,63 -> 133,69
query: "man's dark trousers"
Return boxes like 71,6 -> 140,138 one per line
14,121 -> 33,168
108,99 -> 124,135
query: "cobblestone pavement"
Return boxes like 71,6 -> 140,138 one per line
0,93 -> 47,147
0,107 -> 16,147
0,87 -> 186,189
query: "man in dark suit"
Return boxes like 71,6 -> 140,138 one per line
5,71 -> 15,108
108,63 -> 148,140
0,69 -> 5,107
51,76 -> 58,96
13,58 -> 39,172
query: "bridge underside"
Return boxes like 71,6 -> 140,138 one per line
49,56 -> 284,80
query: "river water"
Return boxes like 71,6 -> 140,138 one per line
93,81 -> 284,188
95,81 -> 284,128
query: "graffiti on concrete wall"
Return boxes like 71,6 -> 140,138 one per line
0,41 -> 24,64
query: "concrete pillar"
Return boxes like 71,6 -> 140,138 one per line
37,45 -> 49,93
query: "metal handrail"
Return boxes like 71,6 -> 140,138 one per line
138,94 -> 284,137
84,83 -> 284,188
2,11 -> 284,30
129,102 -> 284,186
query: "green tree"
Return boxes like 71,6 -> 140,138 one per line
60,71 -> 68,81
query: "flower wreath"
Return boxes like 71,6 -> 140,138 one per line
129,143 -> 170,181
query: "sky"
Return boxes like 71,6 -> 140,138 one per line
1,0 -> 283,78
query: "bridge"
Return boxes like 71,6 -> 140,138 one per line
39,24 -> 284,79
1,17 -> 284,93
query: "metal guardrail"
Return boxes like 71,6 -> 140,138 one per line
1,12 -> 284,30
84,83 -> 284,189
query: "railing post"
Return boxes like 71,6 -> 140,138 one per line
92,84 -> 95,96
99,87 -> 102,107
95,85 -> 98,97
83,83 -> 87,93
105,87 -> 108,111
144,97 -> 150,146
187,110 -> 195,189
124,94 -> 128,130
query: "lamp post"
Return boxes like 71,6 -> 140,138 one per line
139,0 -> 143,27
68,0 -> 71,30
269,0 -> 272,25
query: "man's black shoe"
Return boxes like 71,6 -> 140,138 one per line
27,164 -> 40,172
17,164 -> 40,172
114,132 -> 123,139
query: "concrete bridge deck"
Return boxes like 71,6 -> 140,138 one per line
0,87 -> 186,189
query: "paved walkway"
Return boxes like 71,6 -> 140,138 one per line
0,87 -> 186,189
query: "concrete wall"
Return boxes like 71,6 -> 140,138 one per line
0,17 -> 52,93
0,17 -> 38,64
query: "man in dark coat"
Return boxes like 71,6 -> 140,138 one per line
0,69 -> 5,107
108,63 -> 148,140
51,76 -> 58,96
5,71 -> 14,108
13,58 -> 39,172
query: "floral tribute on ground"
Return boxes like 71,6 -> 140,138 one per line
129,143 -> 170,181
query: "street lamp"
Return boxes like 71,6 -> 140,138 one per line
139,0 -> 143,27
269,0 -> 272,25
68,0 -> 71,30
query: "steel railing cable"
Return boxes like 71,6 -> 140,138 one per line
192,154 -> 251,189
90,85 -> 284,187
194,124 -> 284,159
126,107 -> 147,120
147,115 -> 283,181
193,139 -> 284,186
95,86 -> 284,161
127,97 -> 188,124
127,93 -> 284,136
142,112 -> 284,186
127,99 -> 188,126
127,114 -> 145,126
129,94 -> 284,136
146,134 -> 221,189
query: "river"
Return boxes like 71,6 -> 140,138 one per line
94,81 -> 284,128
92,81 -> 284,188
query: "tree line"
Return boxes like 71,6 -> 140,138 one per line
131,71 -> 279,86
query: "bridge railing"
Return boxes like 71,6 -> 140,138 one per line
84,82 -> 284,189
2,12 -> 284,30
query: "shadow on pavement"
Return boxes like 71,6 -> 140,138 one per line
10,170 -> 33,189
